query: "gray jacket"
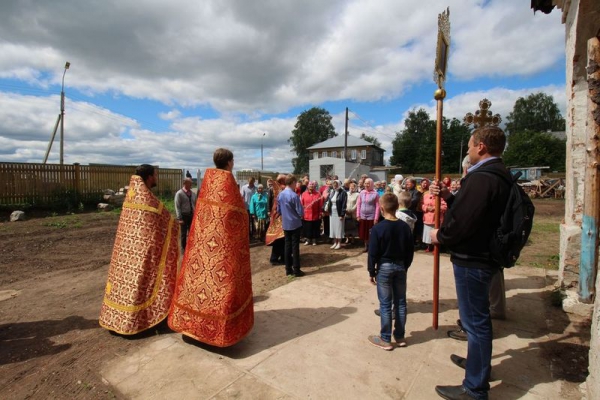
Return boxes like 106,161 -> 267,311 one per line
174,189 -> 197,220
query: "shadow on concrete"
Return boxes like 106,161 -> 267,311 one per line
253,294 -> 270,304
304,261 -> 363,276
181,306 -> 357,358
0,316 -> 98,365
300,253 -> 361,269
490,332 -> 589,399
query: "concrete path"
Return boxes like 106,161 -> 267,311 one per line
101,251 -> 571,399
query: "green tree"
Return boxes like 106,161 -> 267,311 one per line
359,132 -> 382,148
503,92 -> 566,171
390,109 -> 435,172
505,92 -> 565,134
289,107 -> 337,174
503,131 -> 566,171
390,110 -> 468,174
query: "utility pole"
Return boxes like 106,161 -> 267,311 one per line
459,138 -> 464,174
344,107 -> 349,160
44,61 -> 70,164
60,61 -> 70,165
261,132 -> 265,170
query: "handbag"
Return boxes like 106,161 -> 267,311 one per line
323,199 -> 331,213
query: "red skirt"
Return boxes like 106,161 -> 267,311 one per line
358,219 -> 375,242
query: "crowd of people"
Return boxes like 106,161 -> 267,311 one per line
99,125 -> 513,400
239,171 -> 463,255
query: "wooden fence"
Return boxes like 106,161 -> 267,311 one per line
0,162 -> 183,206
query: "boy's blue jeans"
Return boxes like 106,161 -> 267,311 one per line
376,262 -> 407,342
453,264 -> 494,400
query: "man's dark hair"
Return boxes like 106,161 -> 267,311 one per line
213,148 -> 234,169
380,193 -> 399,214
284,174 -> 297,186
472,126 -> 506,156
135,164 -> 155,181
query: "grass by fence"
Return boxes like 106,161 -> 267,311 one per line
0,162 -> 183,209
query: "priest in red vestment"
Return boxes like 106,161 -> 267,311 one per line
169,148 -> 254,347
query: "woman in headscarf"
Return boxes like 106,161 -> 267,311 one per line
326,180 -> 347,250
300,180 -> 322,246
356,178 -> 380,252
344,181 -> 359,245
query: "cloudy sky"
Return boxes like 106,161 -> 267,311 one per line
0,0 -> 565,175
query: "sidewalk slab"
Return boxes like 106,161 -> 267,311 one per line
101,253 -> 574,399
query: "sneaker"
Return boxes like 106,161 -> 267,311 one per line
394,337 -> 407,347
294,270 -> 306,277
312,240 -> 317,246
368,335 -> 393,351
304,240 -> 310,246
334,243 -> 341,250
330,243 -> 337,249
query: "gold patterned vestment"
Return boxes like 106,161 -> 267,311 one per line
99,175 -> 180,335
265,182 -> 284,245
168,168 -> 253,347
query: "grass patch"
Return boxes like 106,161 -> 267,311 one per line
42,215 -> 83,229
516,199 -> 563,270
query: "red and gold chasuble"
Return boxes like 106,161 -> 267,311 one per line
168,168 -> 253,347
99,175 -> 180,335
265,183 -> 285,245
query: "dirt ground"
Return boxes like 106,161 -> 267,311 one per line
0,199 -> 590,399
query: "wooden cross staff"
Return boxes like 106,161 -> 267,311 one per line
463,98 -> 502,129
432,7 -> 450,330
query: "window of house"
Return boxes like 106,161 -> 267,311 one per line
361,150 -> 366,159
313,152 -> 318,159
322,151 -> 327,158
351,149 -> 357,160
331,150 -> 337,158
320,165 -> 334,180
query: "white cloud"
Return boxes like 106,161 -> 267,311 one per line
0,0 -> 567,174
0,0 -> 565,113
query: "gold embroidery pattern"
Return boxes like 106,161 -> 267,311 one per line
99,175 -> 180,335
168,168 -> 254,347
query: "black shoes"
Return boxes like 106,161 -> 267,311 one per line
450,354 -> 467,370
435,385 -> 474,399
447,319 -> 467,341
293,270 -> 305,277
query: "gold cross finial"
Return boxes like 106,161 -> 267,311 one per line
463,98 -> 501,128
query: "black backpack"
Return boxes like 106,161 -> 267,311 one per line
475,170 -> 535,268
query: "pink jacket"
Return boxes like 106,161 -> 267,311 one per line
356,189 -> 380,221
421,192 -> 447,225
301,190 -> 322,221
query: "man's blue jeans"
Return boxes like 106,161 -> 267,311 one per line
376,263 -> 407,343
453,264 -> 495,400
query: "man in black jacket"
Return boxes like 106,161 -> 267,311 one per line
430,126 -> 511,400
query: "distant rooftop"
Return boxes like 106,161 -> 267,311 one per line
307,134 -> 384,151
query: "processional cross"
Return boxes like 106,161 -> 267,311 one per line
463,98 -> 502,128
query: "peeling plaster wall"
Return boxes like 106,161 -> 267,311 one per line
559,0 -> 586,288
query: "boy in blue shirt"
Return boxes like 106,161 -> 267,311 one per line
368,193 -> 414,350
